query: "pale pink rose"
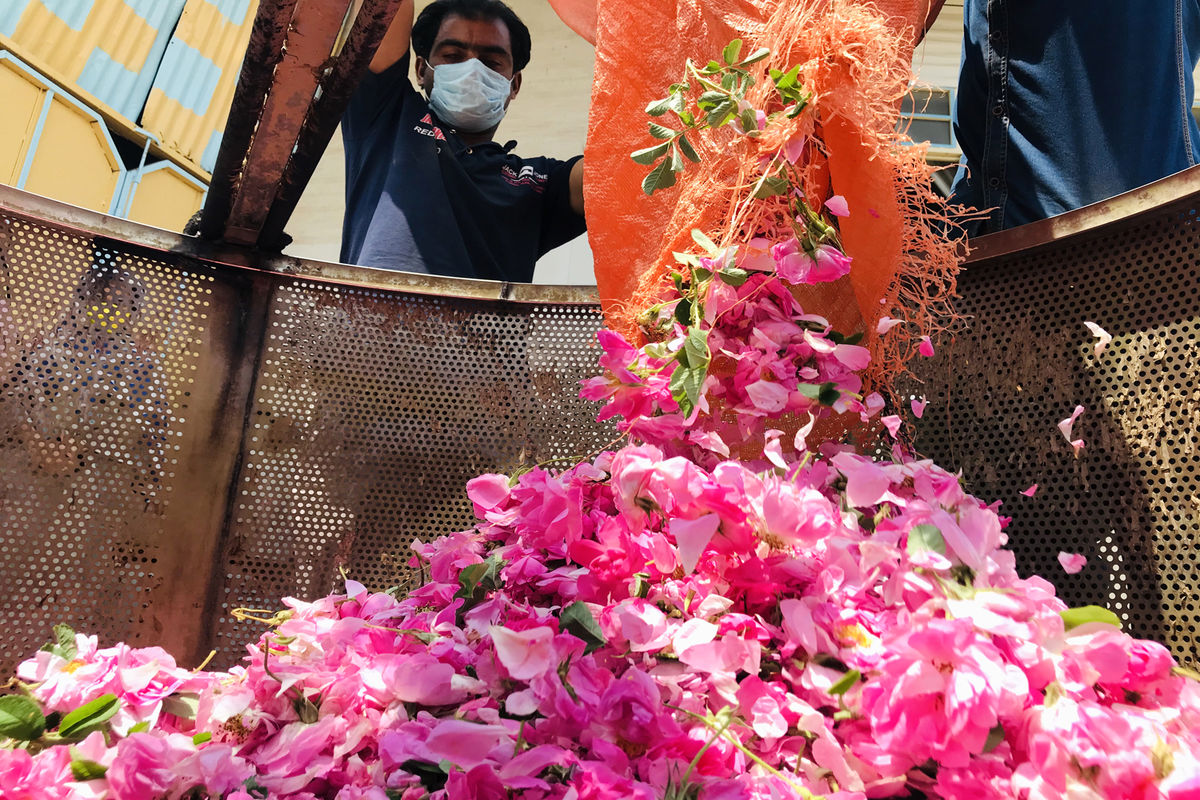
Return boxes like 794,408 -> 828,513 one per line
671,514 -> 721,574
613,599 -> 672,652
489,625 -> 556,681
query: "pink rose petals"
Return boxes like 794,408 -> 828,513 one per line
919,335 -> 935,357
824,194 -> 850,217
910,397 -> 927,418
1084,321 -> 1113,357
1058,551 -> 1088,574
1058,405 -> 1086,456
1020,483 -> 1039,497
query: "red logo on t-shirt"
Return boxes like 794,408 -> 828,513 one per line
416,114 -> 446,141
501,164 -> 548,191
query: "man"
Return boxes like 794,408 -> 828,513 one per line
341,0 -> 586,281
945,0 -> 1200,234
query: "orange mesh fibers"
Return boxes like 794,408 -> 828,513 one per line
558,0 -> 965,385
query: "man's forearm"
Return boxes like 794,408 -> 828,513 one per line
369,0 -> 415,73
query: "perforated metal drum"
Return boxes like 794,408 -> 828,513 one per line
3,169 -> 1200,673
0,186 -> 613,671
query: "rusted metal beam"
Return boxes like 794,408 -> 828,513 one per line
223,0 -> 355,246
197,0 -> 300,241
256,0 -> 408,251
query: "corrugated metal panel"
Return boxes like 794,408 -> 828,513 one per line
0,51 -> 126,213
141,0 -> 259,174
3,0 -> 187,121
120,159 -> 208,231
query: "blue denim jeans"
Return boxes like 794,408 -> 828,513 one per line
950,0 -> 1200,234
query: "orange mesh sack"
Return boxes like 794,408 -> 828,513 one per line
563,0 -> 965,387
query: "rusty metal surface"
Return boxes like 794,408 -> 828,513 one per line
906,174 -> 1200,665
223,0 -> 353,245
5,159 -> 1200,672
257,0 -> 408,251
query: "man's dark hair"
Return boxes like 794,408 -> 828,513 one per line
411,0 -> 532,72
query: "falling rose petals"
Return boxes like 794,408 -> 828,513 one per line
876,316 -> 903,335
919,336 -> 935,357
763,429 -> 789,470
1058,551 -> 1087,574
793,413 -> 816,453
1084,321 -> 1112,357
860,392 -> 886,422
910,397 -> 927,418
824,194 -> 850,217
1058,405 -> 1085,443
1070,439 -> 1086,457
1020,484 -> 1038,497
881,415 -> 902,438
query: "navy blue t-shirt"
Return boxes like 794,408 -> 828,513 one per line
951,0 -> 1200,233
341,54 -> 586,281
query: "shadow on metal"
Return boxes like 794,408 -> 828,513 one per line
0,185 -> 612,671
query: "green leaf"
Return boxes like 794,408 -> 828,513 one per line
128,721 -> 151,734
703,59 -> 722,74
668,92 -> 686,115
717,267 -> 749,286
739,108 -> 759,133
983,724 -> 1005,753
161,693 -> 199,720
691,228 -> 719,255
797,382 -> 839,406
772,64 -> 801,91
400,759 -> 450,793
720,72 -> 737,91
631,141 -> 671,165
559,602 -> 607,654
722,38 -> 743,65
1061,605 -> 1122,630
682,327 -> 711,370
58,694 -> 119,741
738,47 -> 771,66
0,695 -> 46,741
39,623 -> 78,661
669,364 -> 706,417
674,298 -> 693,326
70,757 -> 108,781
906,523 -> 946,557
828,669 -> 861,696
649,123 -> 677,140
641,158 -> 678,196
697,91 -> 728,111
670,143 -> 686,173
752,173 -> 790,199
646,97 -> 673,116
677,134 -> 701,163
193,731 -> 213,745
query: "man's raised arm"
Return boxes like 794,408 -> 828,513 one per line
369,0 -> 415,73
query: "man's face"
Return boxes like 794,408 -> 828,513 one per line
416,14 -> 522,104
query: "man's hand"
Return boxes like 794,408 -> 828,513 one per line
369,0 -> 415,73
570,158 -> 585,217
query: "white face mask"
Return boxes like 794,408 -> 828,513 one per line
427,58 -> 513,133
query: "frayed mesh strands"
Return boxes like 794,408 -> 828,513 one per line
572,0 -> 971,389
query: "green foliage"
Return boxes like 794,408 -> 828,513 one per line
906,524 -> 947,557
57,693 -> 119,742
39,624 -> 78,662
0,695 -> 47,741
632,39 -> 811,195
454,552 -> 506,624
559,602 -> 607,654
1061,605 -> 1122,630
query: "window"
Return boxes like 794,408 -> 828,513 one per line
899,87 -> 956,149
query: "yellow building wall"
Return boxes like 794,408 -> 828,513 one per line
0,54 -> 124,214
123,163 -> 207,232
